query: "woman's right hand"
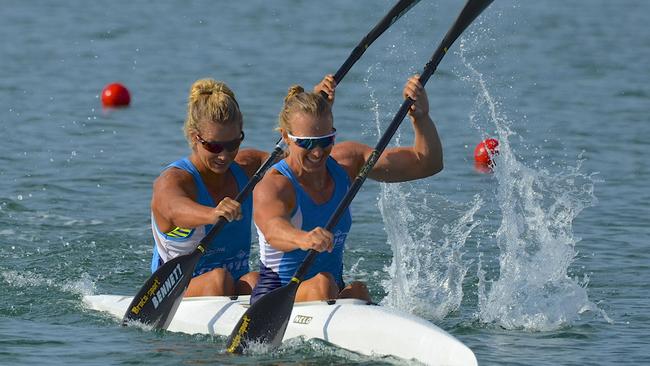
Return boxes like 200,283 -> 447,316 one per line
299,227 -> 334,253
213,197 -> 242,222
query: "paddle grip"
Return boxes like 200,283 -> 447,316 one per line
317,0 -> 421,103
202,140 -> 286,246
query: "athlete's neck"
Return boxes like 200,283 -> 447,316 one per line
286,157 -> 329,192
189,154 -> 229,191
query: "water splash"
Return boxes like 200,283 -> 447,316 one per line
2,269 -> 96,296
379,187 -> 481,320
121,319 -> 155,332
363,62 -> 478,321
459,39 -> 604,330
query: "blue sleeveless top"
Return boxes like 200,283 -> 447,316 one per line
150,158 -> 253,280
251,157 -> 352,303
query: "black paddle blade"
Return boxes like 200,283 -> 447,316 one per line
226,280 -> 300,354
122,249 -> 202,329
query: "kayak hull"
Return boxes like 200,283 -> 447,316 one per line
83,294 -> 477,366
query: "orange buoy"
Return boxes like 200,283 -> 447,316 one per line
474,138 -> 499,166
101,83 -> 131,107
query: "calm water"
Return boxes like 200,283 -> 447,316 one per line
1,0 -> 649,365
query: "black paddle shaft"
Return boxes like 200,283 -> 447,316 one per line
122,140 -> 286,328
225,0 -> 424,354
320,0 -> 421,99
334,0 -> 421,84
296,0 -> 495,285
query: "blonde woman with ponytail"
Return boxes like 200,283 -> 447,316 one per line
251,74 -> 443,304
150,78 -> 268,297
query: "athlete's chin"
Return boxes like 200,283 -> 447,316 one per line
209,161 -> 231,174
302,158 -> 326,172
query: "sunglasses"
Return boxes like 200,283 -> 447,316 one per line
196,131 -> 244,154
287,128 -> 336,150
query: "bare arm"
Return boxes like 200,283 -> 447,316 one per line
151,168 -> 241,233
332,75 -> 443,183
254,172 -> 333,253
235,148 -> 271,178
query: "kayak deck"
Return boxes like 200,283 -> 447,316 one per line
83,294 -> 477,366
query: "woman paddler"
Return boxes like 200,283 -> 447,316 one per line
150,78 -> 268,297
251,74 -> 443,303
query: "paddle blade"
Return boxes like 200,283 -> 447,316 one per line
122,249 -> 201,329
226,281 -> 299,354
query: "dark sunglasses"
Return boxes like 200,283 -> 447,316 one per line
196,131 -> 244,154
287,128 -> 336,150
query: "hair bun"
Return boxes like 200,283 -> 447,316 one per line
285,85 -> 305,103
190,79 -> 236,102
183,78 -> 242,148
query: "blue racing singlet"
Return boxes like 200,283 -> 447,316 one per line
150,158 -> 253,280
251,157 -> 352,303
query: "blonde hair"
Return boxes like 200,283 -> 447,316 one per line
183,78 -> 243,147
278,85 -> 331,133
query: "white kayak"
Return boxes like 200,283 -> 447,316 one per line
83,294 -> 477,366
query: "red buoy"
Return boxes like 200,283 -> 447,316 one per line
101,83 -> 131,107
474,161 -> 494,174
474,138 -> 499,166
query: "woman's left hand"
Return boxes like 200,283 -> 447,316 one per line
403,75 -> 429,121
314,74 -> 336,104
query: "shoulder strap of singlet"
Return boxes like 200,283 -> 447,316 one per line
273,159 -> 301,190
228,161 -> 249,192
166,158 -> 214,206
325,156 -> 351,189
272,159 -> 303,216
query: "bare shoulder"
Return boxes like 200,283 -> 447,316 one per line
152,167 -> 197,204
331,141 -> 371,178
256,169 -> 292,197
154,167 -> 192,190
235,148 -> 269,177
254,169 -> 295,211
